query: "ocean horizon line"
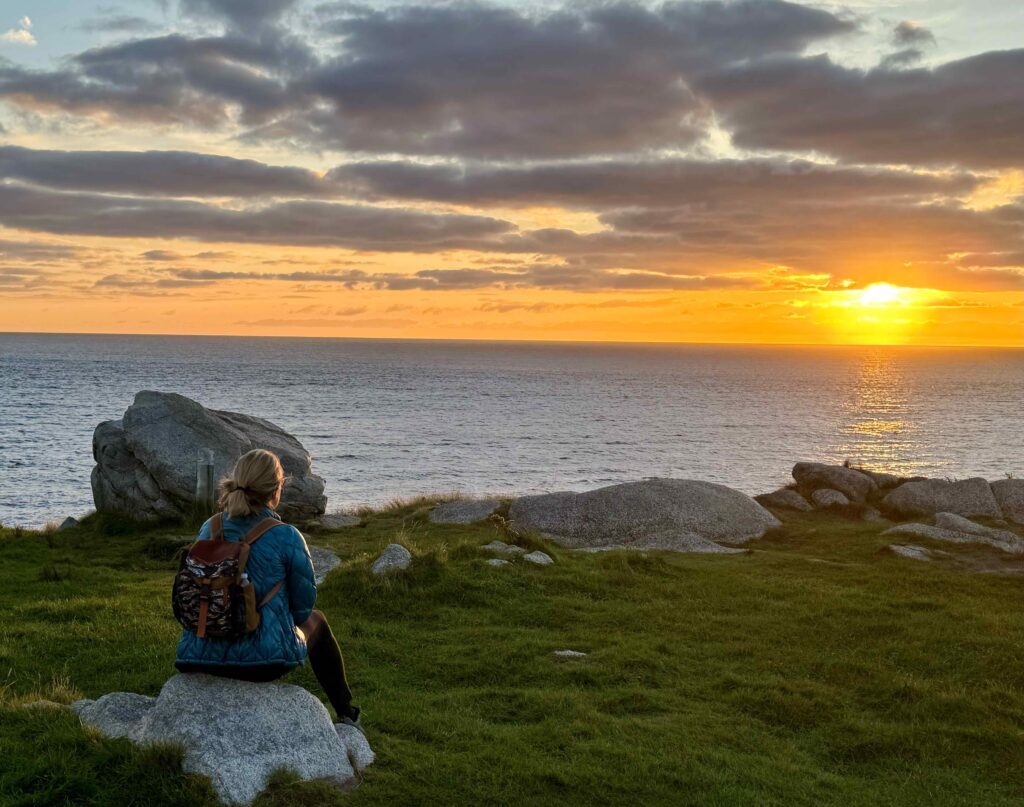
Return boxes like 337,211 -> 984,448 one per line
3,330 -> 1022,351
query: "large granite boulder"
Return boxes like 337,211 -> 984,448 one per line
508,478 -> 779,552
92,391 -> 326,523
792,462 -> 877,503
991,479 -> 1024,525
881,477 -> 1001,520
72,674 -> 372,805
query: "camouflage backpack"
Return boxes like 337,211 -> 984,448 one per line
172,513 -> 285,640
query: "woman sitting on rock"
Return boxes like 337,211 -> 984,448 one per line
174,448 -> 361,728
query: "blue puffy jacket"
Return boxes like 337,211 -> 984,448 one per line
175,508 -> 316,669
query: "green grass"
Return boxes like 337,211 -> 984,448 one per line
2,502 -> 1024,806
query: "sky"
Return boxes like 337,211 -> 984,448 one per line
0,0 -> 1022,345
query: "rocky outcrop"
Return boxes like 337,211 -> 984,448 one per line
792,462 -> 877,503
509,478 -> 779,552
371,543 -> 412,574
882,515 -> 1024,554
481,540 -> 526,555
991,479 -> 1024,525
72,674 -> 372,805
811,488 -> 850,509
887,543 -> 940,561
91,391 -> 326,523
523,550 -> 554,565
754,488 -> 812,512
881,477 -> 1001,520
430,498 -> 501,524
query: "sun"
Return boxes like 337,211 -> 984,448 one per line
859,283 -> 903,307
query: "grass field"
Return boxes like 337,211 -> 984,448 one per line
2,501 -> 1024,806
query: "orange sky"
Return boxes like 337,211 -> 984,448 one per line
1,1 -> 1022,346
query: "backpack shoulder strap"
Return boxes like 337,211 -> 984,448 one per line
209,512 -> 224,542
236,517 -> 283,579
243,517 -> 284,546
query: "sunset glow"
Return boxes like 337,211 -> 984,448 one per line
0,0 -> 1021,346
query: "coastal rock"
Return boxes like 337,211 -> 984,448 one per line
484,558 -> 510,567
91,391 -> 326,523
554,649 -> 587,658
508,478 -> 779,552
481,540 -> 526,555
430,499 -> 501,524
882,522 -> 1024,554
523,550 -> 554,566
881,477 -> 1001,520
792,463 -> 876,502
754,488 -> 812,512
857,469 -> 904,489
811,488 -> 850,509
371,543 -> 412,575
58,516 -> 79,531
74,674 -> 370,805
991,479 -> 1024,525
887,543 -> 937,561
316,513 -> 361,530
308,545 -> 341,584
934,512 -> 1023,546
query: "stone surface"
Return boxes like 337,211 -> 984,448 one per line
882,523 -> 1024,554
58,516 -> 79,531
881,477 -> 1002,520
991,479 -> 1024,525
91,391 -> 326,523
484,558 -> 511,567
308,545 -> 341,584
72,692 -> 155,740
792,462 -> 876,502
754,488 -> 812,512
316,513 -> 361,529
481,540 -> 526,555
553,649 -> 587,658
888,544 -> 936,561
334,723 -> 374,771
429,499 -> 501,524
371,543 -> 412,575
508,478 -> 779,552
934,512 -> 1024,545
811,488 -> 850,509
523,550 -> 554,566
857,469 -> 904,489
74,675 -> 370,805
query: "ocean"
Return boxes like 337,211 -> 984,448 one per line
1,333 -> 1021,528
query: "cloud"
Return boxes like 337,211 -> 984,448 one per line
0,0 -> 853,158
330,157 -> 976,209
0,146 -> 329,198
892,21 -> 936,47
180,0 -> 298,32
0,182 -> 514,250
702,49 -> 1024,169
2,16 -> 35,45
164,264 -> 756,292
78,13 -> 161,34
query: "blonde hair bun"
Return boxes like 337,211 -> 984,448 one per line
217,449 -> 285,518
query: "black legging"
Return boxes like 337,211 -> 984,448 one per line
176,609 -> 356,720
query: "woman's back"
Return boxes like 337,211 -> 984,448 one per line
175,507 -> 316,669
